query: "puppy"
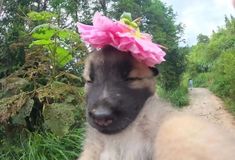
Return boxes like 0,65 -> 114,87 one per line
79,45 -> 235,160
80,45 -> 173,160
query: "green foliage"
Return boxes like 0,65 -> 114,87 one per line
197,34 -> 209,44
184,16 -> 235,113
0,0 -> 37,78
0,9 -> 86,135
44,103 -> 76,136
28,11 -> 57,21
0,8 -> 86,139
225,99 -> 235,116
210,50 -> 235,98
0,128 -> 85,160
28,12 -> 82,78
157,85 -> 189,107
192,73 -> 212,87
120,12 -> 132,21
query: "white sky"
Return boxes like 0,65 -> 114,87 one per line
161,0 -> 235,46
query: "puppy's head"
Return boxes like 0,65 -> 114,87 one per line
83,45 -> 158,134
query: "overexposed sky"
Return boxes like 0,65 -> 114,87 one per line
161,0 -> 235,46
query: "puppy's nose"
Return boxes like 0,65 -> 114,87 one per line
89,106 -> 113,127
90,106 -> 113,120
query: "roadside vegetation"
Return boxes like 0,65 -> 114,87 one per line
184,16 -> 235,115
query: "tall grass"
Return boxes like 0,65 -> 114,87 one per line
157,85 -> 189,107
0,128 -> 85,160
225,99 -> 235,117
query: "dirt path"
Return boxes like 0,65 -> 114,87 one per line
182,88 -> 235,133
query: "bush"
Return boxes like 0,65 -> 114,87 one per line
157,85 -> 189,107
193,73 -> 212,87
210,50 -> 235,99
225,99 -> 235,116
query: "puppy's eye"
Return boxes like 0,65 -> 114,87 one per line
125,77 -> 142,82
86,80 -> 93,83
86,73 -> 94,84
85,78 -> 93,83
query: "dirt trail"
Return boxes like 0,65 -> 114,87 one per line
182,88 -> 235,133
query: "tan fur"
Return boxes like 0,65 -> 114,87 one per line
128,61 -> 153,78
128,60 -> 156,92
83,55 -> 92,82
83,53 -> 98,82
129,78 -> 156,92
154,114 -> 235,160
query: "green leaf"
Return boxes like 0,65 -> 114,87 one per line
58,29 -> 80,41
29,39 -> 53,48
32,29 -> 56,40
31,24 -> 59,40
55,47 -> 72,67
58,30 -> 71,39
120,12 -> 132,21
27,11 -> 57,21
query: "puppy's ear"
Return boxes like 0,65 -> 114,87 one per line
149,67 -> 159,76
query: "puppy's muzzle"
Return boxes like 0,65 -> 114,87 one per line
89,106 -> 113,127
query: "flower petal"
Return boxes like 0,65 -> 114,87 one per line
77,12 -> 166,66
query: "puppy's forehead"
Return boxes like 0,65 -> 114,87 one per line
83,46 -> 153,79
91,47 -> 132,66
84,47 -> 131,78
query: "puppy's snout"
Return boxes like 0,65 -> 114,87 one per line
90,106 -> 112,119
89,106 -> 113,127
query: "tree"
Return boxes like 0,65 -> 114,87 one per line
197,34 -> 209,44
0,0 -> 95,78
0,0 -> 36,78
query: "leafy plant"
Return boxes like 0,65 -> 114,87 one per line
157,85 -> 189,107
27,11 -> 57,21
28,11 -> 81,79
0,11 -> 86,136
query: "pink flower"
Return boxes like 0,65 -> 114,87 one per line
77,12 -> 166,67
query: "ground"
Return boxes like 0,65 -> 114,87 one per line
182,88 -> 235,133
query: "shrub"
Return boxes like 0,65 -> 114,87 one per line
157,85 -> 189,107
193,73 -> 212,87
210,49 -> 235,100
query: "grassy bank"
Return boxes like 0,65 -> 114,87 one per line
157,85 -> 189,107
0,128 -> 85,160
